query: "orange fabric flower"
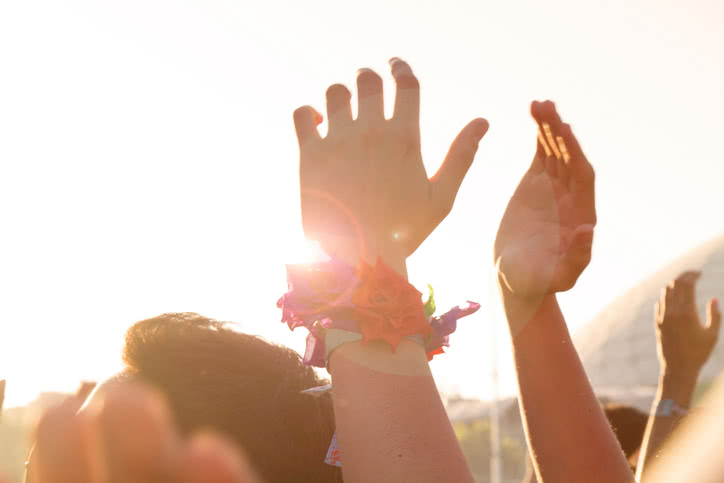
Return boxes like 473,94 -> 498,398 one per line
351,257 -> 432,349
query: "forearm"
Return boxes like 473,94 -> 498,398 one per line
635,371 -> 698,481
324,249 -> 471,482
505,294 -> 633,483
329,339 -> 472,483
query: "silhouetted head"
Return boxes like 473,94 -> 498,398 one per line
603,402 -> 648,470
114,312 -> 341,482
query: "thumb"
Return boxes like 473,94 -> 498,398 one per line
706,297 -> 721,335
430,118 -> 489,213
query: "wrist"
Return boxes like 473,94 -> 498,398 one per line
498,284 -> 560,337
660,364 -> 701,388
320,234 -> 408,278
658,370 -> 700,409
495,260 -> 553,314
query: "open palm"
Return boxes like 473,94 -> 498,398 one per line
293,58 -> 489,265
657,271 -> 721,375
494,101 -> 596,297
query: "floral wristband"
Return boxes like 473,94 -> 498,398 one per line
277,255 -> 480,368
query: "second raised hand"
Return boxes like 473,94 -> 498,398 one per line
293,58 -> 489,274
494,101 -> 596,314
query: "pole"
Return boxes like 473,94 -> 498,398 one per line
489,268 -> 502,483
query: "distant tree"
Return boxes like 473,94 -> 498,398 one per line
0,420 -> 28,483
454,419 -> 526,482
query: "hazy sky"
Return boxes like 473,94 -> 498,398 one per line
1,0 -> 723,407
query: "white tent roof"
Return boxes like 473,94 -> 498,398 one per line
573,234 -> 724,406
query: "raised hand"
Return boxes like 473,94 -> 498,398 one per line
656,271 -> 721,377
293,58 -> 489,272
28,383 -> 258,483
494,101 -> 596,300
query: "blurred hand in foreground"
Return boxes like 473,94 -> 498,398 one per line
656,271 -> 721,377
294,58 -> 489,272
494,101 -> 596,303
28,383 -> 258,483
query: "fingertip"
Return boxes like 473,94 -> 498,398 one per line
356,68 -> 383,88
531,99 -> 556,115
389,59 -> 418,93
293,105 -> 319,123
293,105 -> 322,144
541,100 -> 556,115
707,298 -> 722,332
472,118 -> 489,142
710,297 -> 721,314
530,100 -> 541,118
326,83 -> 351,99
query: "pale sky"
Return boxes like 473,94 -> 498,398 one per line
1,0 -> 723,408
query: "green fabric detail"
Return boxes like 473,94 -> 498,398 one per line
424,284 -> 436,318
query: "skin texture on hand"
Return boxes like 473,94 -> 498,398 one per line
496,103 -> 633,483
293,58 -> 488,275
296,58 -> 479,483
27,383 -> 258,483
494,100 -> 595,328
635,271 -> 721,481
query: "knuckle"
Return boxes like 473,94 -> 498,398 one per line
393,130 -> 418,155
541,100 -> 556,112
360,124 -> 383,142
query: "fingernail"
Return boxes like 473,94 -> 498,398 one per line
388,57 -> 402,65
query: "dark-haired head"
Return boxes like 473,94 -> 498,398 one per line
119,312 -> 341,482
603,402 -> 648,471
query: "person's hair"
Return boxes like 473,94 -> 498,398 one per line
122,312 -> 341,483
603,402 -> 648,458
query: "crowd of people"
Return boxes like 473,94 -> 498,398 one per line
1,58 -> 722,483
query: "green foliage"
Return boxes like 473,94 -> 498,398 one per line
693,379 -> 714,405
0,421 -> 29,483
